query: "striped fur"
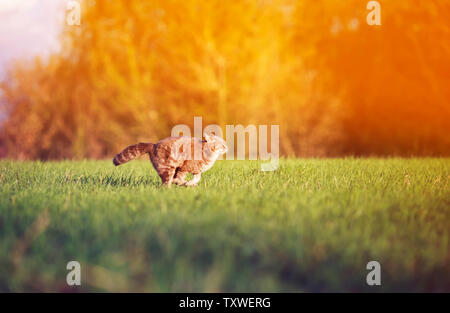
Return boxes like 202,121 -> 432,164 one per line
113,135 -> 227,187
113,142 -> 153,166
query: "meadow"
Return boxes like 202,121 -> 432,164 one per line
0,158 -> 449,292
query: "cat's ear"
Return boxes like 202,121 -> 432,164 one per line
204,133 -> 212,142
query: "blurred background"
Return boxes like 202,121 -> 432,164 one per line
0,0 -> 449,160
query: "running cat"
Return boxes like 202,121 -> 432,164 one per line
113,133 -> 228,187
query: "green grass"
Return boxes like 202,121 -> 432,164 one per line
0,158 -> 449,292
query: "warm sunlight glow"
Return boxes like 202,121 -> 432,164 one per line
0,0 -> 449,159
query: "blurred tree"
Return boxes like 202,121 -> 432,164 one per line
1,0 -> 449,159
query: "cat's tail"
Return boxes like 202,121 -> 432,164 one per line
113,142 -> 154,166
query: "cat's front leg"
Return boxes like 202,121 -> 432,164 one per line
172,169 -> 187,186
183,173 -> 201,187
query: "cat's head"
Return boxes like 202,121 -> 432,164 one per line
204,133 -> 228,155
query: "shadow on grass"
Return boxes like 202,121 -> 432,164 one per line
64,174 -> 161,188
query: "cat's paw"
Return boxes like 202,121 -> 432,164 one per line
182,182 -> 198,187
172,179 -> 185,186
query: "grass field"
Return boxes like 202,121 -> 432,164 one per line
0,158 -> 449,292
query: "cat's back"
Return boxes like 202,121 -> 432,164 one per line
151,136 -> 201,166
156,136 -> 200,152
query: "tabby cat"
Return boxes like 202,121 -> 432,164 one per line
113,133 -> 228,187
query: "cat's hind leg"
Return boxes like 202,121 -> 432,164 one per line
158,167 -> 176,188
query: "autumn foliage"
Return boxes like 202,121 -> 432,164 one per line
1,0 -> 449,159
